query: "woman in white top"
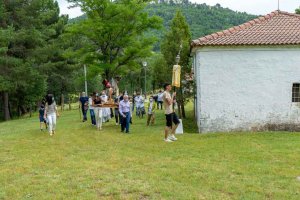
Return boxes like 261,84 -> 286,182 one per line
44,94 -> 59,136
100,91 -> 111,122
93,94 -> 103,130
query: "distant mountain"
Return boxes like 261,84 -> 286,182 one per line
147,2 -> 257,39
69,2 -> 257,50
69,14 -> 86,23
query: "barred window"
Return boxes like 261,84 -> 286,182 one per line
292,83 -> 300,102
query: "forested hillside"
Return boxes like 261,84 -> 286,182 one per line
70,2 -> 257,50
147,2 -> 257,40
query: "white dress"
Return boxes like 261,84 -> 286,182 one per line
101,95 -> 111,122
95,107 -> 103,130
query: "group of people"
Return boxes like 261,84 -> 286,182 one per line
39,83 -> 180,142
131,90 -> 164,117
79,91 -> 115,131
133,84 -> 179,142
78,83 -> 180,142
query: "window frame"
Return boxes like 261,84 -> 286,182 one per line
292,83 -> 300,103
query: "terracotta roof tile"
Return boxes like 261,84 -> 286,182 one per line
191,11 -> 300,47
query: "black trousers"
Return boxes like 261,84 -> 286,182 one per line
157,101 -> 163,110
115,108 -> 119,124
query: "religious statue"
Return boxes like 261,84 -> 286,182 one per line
172,65 -> 181,88
100,77 -> 121,107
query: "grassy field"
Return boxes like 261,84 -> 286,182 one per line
0,105 -> 300,200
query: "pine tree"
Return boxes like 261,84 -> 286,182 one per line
0,0 -> 69,120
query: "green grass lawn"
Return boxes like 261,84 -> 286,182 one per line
0,105 -> 300,200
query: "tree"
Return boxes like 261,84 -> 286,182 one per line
0,0 -> 70,120
67,0 -> 162,81
161,10 -> 192,118
35,14 -> 83,109
296,7 -> 300,14
150,53 -> 170,90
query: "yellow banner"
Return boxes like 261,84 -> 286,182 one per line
172,65 -> 181,88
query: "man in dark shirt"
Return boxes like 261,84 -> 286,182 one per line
79,92 -> 89,122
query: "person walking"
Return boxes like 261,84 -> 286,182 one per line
119,95 -> 131,133
93,94 -> 103,131
162,83 -> 179,142
89,93 -> 96,126
101,90 -> 111,123
134,92 -> 145,118
147,96 -> 156,126
79,92 -> 89,122
44,94 -> 59,136
157,90 -> 163,110
39,104 -> 47,131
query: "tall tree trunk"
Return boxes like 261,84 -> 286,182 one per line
20,106 -> 26,115
179,87 -> 186,119
61,93 -> 64,111
177,100 -> 182,118
68,95 -> 71,110
18,105 -> 22,117
181,100 -> 186,119
3,92 -> 10,121
29,104 -> 32,118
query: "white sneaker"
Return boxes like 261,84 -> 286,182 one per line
168,135 -> 178,141
164,138 -> 173,143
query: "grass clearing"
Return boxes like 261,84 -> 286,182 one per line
0,105 -> 300,199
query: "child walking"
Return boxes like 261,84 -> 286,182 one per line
39,104 -> 47,131
147,96 -> 156,126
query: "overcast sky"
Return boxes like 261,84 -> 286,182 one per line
57,0 -> 300,18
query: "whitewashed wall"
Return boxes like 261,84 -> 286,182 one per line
194,46 -> 300,133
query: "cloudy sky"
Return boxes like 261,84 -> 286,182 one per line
57,0 -> 300,18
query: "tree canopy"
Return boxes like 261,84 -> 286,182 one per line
67,0 -> 162,80
0,0 -> 75,120
70,1 -> 257,51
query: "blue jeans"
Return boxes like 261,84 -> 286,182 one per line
90,109 -> 96,125
82,108 -> 87,121
121,112 -> 130,133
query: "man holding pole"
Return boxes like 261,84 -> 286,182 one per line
162,83 -> 179,142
